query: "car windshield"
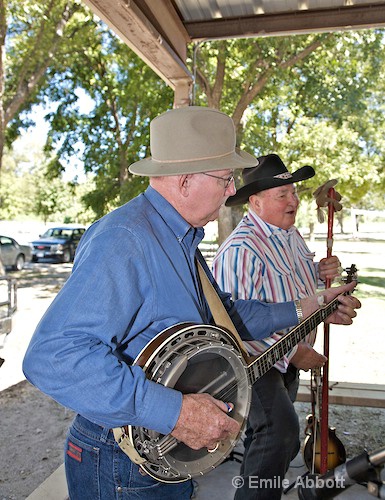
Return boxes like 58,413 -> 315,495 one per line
42,228 -> 72,239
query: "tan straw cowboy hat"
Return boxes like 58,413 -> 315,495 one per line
129,106 -> 258,176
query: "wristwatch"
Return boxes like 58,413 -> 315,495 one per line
294,299 -> 303,323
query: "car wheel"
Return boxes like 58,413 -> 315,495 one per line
14,254 -> 25,271
32,256 -> 38,263
62,249 -> 71,263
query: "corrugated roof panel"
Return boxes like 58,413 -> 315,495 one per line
173,0 -> 385,22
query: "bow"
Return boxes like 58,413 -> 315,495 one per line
312,179 -> 345,474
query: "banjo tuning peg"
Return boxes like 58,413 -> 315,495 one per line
342,264 -> 359,284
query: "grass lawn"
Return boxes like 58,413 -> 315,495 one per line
302,234 -> 385,385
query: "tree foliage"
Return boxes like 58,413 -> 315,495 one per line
0,0 -> 173,219
0,0 -> 87,171
42,22 -> 173,218
0,144 -> 36,219
191,31 -> 385,238
1,1 -> 385,236
0,134 -> 94,223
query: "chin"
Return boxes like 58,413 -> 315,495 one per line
282,221 -> 295,230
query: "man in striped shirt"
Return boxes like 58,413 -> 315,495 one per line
212,154 -> 341,500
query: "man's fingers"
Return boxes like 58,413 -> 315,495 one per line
338,294 -> 361,309
171,393 -> 240,450
212,398 -> 234,414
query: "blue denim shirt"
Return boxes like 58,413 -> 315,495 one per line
23,186 -> 295,435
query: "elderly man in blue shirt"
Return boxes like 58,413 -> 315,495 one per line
23,106 -> 360,499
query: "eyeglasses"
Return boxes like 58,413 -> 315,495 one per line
202,172 -> 234,189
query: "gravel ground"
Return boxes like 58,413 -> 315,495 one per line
0,247 -> 384,499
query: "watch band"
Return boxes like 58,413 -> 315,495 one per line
294,299 -> 303,323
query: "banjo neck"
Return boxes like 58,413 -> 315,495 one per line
247,295 -> 339,384
246,263 -> 357,384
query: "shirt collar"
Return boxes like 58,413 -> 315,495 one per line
144,185 -> 205,247
270,225 -> 296,239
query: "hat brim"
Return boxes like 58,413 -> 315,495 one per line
226,165 -> 315,206
129,149 -> 257,176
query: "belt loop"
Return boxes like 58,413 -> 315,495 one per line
100,426 -> 110,443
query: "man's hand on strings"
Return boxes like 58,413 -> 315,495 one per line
324,290 -> 361,325
171,393 -> 240,451
301,281 -> 361,326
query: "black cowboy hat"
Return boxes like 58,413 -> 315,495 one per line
226,154 -> 315,207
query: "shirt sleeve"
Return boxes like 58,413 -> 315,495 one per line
229,297 -> 298,340
22,226 -> 182,434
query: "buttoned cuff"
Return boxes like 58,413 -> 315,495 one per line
140,380 -> 183,436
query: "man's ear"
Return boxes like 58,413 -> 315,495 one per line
249,193 -> 259,210
179,174 -> 192,196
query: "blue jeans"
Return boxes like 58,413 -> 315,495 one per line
65,414 -> 194,499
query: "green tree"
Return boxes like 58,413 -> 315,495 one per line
0,0 -> 172,219
32,161 -> 97,224
0,137 -> 41,219
0,131 -> 95,223
43,23 -> 173,218
33,172 -> 71,223
192,32 -> 385,241
0,0 -> 88,173
4,3 -> 385,236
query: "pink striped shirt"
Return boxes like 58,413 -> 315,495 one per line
212,209 -> 320,373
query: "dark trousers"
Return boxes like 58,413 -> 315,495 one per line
234,366 -> 300,500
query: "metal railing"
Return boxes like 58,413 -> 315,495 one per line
0,276 -> 17,337
199,241 -> 219,265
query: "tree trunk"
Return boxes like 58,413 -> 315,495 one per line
337,212 -> 344,234
218,205 -> 234,244
0,0 -> 6,173
309,221 -> 314,242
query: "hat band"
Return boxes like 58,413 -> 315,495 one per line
274,172 -> 293,179
152,150 -> 233,164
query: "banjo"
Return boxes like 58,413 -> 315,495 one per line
113,265 -> 357,483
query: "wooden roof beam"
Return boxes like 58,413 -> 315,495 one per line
82,0 -> 193,105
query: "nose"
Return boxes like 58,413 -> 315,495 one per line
226,179 -> 236,196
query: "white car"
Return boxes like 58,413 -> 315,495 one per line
0,235 -> 32,271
